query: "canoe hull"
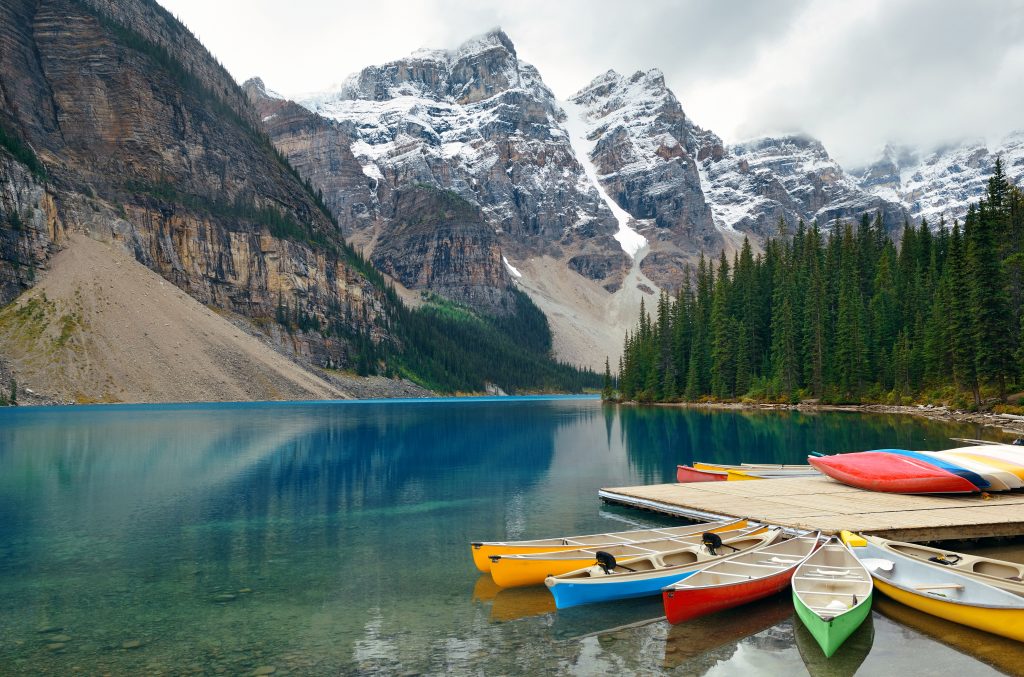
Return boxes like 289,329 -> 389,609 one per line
471,518 -> 746,572
662,568 -> 795,624
547,570 -> 698,609
472,544 -> 580,572
490,556 -> 597,588
873,577 -> 1024,642
489,521 -> 749,588
845,533 -> 1024,643
808,452 -> 979,494
864,535 -> 1024,595
793,590 -> 873,658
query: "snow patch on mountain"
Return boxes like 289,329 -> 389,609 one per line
560,97 -> 647,258
854,132 -> 1024,224
296,29 -> 618,248
502,255 -> 523,279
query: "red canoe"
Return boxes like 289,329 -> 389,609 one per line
662,533 -> 820,624
808,452 -> 979,494
676,464 -> 727,483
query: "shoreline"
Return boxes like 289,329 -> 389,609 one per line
0,391 -> 601,409
621,400 -> 1024,440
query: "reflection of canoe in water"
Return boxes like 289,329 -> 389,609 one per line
550,596 -> 665,641
662,592 -> 792,670
546,528 -> 780,609
470,518 -> 745,572
489,520 -> 749,588
864,535 -> 1024,595
843,532 -> 1024,642
489,586 -> 557,622
794,612 -> 875,677
873,595 -> 1024,676
472,574 -> 502,602
792,537 -> 872,658
473,574 -> 556,622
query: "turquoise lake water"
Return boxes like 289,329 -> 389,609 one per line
0,396 -> 1019,675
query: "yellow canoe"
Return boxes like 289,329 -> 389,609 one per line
693,462 -> 817,481
843,531 -> 1024,643
487,521 -> 754,588
470,518 -> 746,572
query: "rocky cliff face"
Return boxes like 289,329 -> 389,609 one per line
245,77 -> 518,313
295,29 -> 630,292
564,69 -> 723,287
0,0 -> 393,369
853,132 -> 1024,224
261,33 -> 911,302
371,186 -> 514,312
244,78 -> 379,234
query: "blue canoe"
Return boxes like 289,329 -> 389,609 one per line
544,528 -> 783,609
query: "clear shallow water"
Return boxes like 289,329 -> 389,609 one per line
0,397 -> 1012,675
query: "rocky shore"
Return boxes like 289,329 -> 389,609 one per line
639,400 -> 1024,441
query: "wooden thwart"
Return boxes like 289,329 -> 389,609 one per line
600,476 -> 1024,542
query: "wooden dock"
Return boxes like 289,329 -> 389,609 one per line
600,477 -> 1024,542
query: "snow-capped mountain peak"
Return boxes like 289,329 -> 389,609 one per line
854,131 -> 1024,223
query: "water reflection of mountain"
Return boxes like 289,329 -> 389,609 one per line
0,400 -> 588,673
616,407 -> 990,482
0,401 -> 1009,675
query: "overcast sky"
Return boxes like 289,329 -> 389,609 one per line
158,0 -> 1024,167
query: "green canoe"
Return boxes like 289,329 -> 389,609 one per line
792,537 -> 873,657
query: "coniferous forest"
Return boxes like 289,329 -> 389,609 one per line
611,162 -> 1024,408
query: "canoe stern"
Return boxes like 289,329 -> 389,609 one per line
793,589 -> 873,658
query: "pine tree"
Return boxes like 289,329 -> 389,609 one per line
947,223 -> 980,405
710,253 -> 736,398
834,222 -> 868,398
770,247 -> 799,399
802,226 -> 827,396
602,357 -> 614,400
869,245 -> 899,389
967,202 -> 1014,399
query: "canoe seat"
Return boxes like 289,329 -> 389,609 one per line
913,583 -> 964,591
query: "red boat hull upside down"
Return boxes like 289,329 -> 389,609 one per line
676,464 -> 727,483
662,568 -> 796,625
808,452 -> 979,494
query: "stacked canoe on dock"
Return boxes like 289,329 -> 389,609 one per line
677,444 -> 1024,495
810,444 -> 1024,494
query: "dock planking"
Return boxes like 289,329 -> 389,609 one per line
600,476 -> 1024,542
